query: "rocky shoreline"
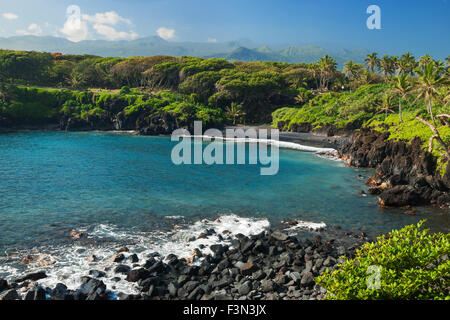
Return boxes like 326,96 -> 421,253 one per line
1,126 -> 448,301
338,129 -> 450,208
0,225 -> 370,301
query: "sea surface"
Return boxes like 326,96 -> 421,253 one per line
0,131 -> 448,292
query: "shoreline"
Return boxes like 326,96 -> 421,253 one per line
223,125 -> 352,150
0,128 -> 447,300
0,219 -> 370,301
0,125 -> 350,151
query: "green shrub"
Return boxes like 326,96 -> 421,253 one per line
315,221 -> 450,300
120,86 -> 131,95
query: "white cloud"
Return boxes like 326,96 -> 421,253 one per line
207,38 -> 218,43
157,27 -> 176,40
59,10 -> 136,42
93,23 -> 138,40
82,11 -> 131,25
2,13 -> 18,20
60,17 -> 89,42
16,23 -> 42,36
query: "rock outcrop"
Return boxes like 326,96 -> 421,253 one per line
340,129 -> 450,207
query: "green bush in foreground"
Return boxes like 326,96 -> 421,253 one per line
315,221 -> 450,300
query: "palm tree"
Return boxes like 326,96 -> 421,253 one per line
434,60 -> 445,71
391,56 -> 399,74
343,61 -> 363,81
318,55 -> 337,71
418,55 -> 433,68
366,94 -> 395,127
365,53 -> 380,73
397,53 -> 416,75
375,94 -> 395,117
379,55 -> 397,81
226,102 -> 246,125
413,61 -> 447,124
391,74 -> 412,122
317,55 -> 337,90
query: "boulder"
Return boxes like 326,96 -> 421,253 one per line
127,254 -> 139,263
114,264 -> 131,274
77,277 -> 106,299
240,260 -> 258,276
126,268 -> 150,282
301,272 -> 314,286
89,270 -> 106,278
261,280 -> 275,293
378,185 -> 421,207
0,289 -> 19,300
0,278 -> 8,292
238,281 -> 252,295
15,271 -> 47,283
210,244 -> 225,256
34,286 -> 47,300
110,253 -> 125,263
271,231 -> 289,241
51,283 -> 73,300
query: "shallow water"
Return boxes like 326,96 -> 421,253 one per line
0,131 -> 448,290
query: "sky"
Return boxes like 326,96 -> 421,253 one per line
0,0 -> 449,58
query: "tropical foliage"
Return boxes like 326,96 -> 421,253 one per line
315,221 -> 450,300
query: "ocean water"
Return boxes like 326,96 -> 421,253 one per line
0,131 -> 448,292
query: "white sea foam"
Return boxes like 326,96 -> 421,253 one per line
0,214 -> 328,297
164,215 -> 185,220
0,215 -> 268,296
184,135 -> 337,154
283,220 -> 327,234
105,130 -> 138,134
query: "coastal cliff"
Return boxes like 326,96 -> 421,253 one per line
339,129 -> 450,208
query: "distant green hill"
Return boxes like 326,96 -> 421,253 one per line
0,35 -> 370,67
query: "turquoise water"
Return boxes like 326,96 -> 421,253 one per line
0,131 -> 448,253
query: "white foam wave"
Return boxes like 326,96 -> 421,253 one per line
183,135 -> 337,154
0,215 -> 270,296
283,220 -> 327,234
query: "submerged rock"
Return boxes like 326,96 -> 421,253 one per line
69,229 -> 87,240
110,253 -> 125,263
15,271 -> 47,283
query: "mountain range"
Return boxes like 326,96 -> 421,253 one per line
0,35 -> 371,68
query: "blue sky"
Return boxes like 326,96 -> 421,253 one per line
0,0 -> 449,58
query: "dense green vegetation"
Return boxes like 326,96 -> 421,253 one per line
0,49 -> 448,166
272,53 -> 449,169
0,49 -> 351,123
315,221 -> 450,300
0,85 -> 227,127
272,83 -> 391,130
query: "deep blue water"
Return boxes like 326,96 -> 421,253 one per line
0,131 -> 448,252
